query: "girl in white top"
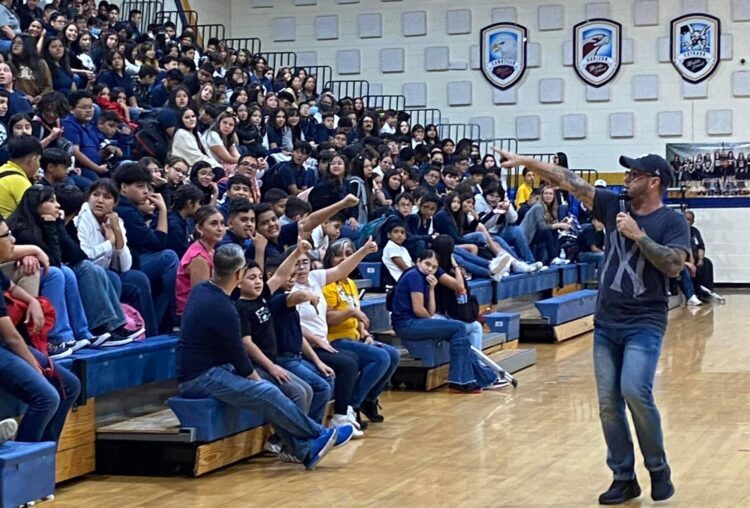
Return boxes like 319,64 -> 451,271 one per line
170,107 -> 220,167
202,110 -> 241,166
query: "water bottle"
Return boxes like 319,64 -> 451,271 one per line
456,290 -> 468,304
559,249 -> 567,261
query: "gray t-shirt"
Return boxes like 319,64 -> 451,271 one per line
593,189 -> 690,333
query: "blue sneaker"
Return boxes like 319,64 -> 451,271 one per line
332,424 -> 354,449
303,427 -> 337,470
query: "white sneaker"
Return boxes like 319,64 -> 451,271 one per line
687,295 -> 703,306
489,253 -> 513,275
329,413 -> 364,438
66,338 -> 90,353
0,418 -> 18,445
701,286 -> 726,303
511,260 -> 536,274
530,262 -> 544,271
263,438 -> 282,455
551,257 -> 571,265
345,406 -> 361,430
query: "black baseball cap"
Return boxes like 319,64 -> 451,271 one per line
619,154 -> 674,188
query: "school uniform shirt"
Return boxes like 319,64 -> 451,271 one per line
268,289 -> 304,356
382,240 -> 413,282
291,270 -> 329,341
323,278 -> 361,341
236,285 -> 278,362
62,114 -> 103,166
264,222 -> 299,259
390,266 -> 445,329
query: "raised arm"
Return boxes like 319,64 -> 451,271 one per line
323,237 -> 378,285
299,193 -> 360,235
496,149 -> 595,210
267,239 -> 312,293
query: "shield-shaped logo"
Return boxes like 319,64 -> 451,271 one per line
480,23 -> 528,90
670,13 -> 720,84
573,18 -> 622,88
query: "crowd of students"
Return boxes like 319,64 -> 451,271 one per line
0,0 -> 726,470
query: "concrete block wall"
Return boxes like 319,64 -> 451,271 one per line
178,0 -> 750,171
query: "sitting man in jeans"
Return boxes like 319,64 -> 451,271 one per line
177,244 -> 353,469
113,162 -> 178,333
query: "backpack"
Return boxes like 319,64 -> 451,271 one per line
134,114 -> 169,163
121,303 -> 146,341
356,214 -> 389,249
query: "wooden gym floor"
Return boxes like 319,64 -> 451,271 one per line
51,291 -> 750,508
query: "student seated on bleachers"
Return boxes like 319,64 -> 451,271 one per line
382,219 -> 413,283
74,178 -> 159,337
0,135 -> 41,218
279,196 -> 310,227
177,244 -> 353,469
310,212 -> 343,264
236,243 -> 319,421
217,174 -> 253,219
390,249 -> 503,393
322,239 -> 401,424
175,206 -> 225,317
475,183 -> 537,265
576,219 -> 605,267
166,185 -> 204,259
113,162 -> 178,333
262,188 -> 288,218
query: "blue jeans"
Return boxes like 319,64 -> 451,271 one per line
461,231 -> 488,248
40,266 -> 92,344
593,326 -> 668,480
71,260 -> 125,332
578,251 -> 604,267
107,269 -> 159,337
677,267 -> 695,298
276,354 -> 332,423
0,345 -> 81,442
395,317 -> 497,387
256,366 -> 313,415
435,314 -> 483,350
500,225 -> 536,263
333,339 -> 400,408
138,250 -> 179,332
179,364 -> 324,461
453,249 -> 492,278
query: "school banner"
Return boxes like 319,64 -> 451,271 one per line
666,142 -> 750,181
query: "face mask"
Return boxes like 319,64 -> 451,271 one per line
318,102 -> 333,113
309,106 -> 319,116
91,27 -> 101,37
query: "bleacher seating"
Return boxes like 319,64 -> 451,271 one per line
535,290 -> 598,326
0,441 -> 56,508
167,396 -> 265,442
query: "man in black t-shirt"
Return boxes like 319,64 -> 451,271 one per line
499,149 -> 688,505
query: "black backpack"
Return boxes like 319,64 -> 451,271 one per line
134,114 -> 169,163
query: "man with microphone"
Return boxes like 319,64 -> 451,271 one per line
495,149 -> 689,505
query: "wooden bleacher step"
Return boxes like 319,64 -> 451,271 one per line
520,290 -> 597,343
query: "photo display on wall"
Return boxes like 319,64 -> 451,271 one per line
670,13 -> 721,84
667,142 -> 750,183
479,22 -> 528,90
573,18 -> 622,88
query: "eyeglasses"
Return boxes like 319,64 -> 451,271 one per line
624,170 -> 655,182
0,231 -> 12,239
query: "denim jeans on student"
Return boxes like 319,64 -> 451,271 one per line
71,260 -> 126,332
677,267 -> 696,298
500,225 -> 537,263
256,365 -> 313,415
461,231 -> 488,248
0,345 -> 81,442
40,266 -> 92,344
578,251 -> 604,267
333,339 -> 400,409
178,364 -> 324,461
453,249 -> 492,278
276,354 -> 333,423
395,317 -> 497,387
593,326 -> 669,480
138,250 -> 179,332
435,314 -> 483,350
106,269 -> 159,337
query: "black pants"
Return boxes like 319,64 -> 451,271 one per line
694,257 -> 715,294
314,348 -> 359,416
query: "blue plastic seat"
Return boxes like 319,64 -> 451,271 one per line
534,289 -> 598,325
167,396 -> 266,442
0,441 -> 55,508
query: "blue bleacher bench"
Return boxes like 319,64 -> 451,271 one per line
496,267 -> 560,300
467,279 -> 493,306
358,262 -> 382,289
361,297 -> 390,332
578,262 -> 598,283
483,312 -> 521,341
400,338 -> 451,368
534,289 -> 598,326
558,264 -> 579,287
167,396 -> 266,442
0,441 -> 56,508
72,334 -> 179,399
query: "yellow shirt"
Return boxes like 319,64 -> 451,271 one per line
514,182 -> 533,209
0,161 -> 32,218
323,278 -> 360,341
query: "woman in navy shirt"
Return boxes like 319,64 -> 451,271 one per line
390,250 -> 500,392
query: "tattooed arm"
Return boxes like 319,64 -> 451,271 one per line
616,212 -> 687,277
496,149 -> 595,210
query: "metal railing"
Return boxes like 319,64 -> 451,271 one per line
402,108 -> 442,127
153,9 -> 198,33
436,123 -> 482,143
298,65 -> 333,94
362,95 -> 406,112
477,138 -> 518,159
122,0 -> 164,34
323,80 -> 370,99
222,38 -> 262,56
257,51 -> 297,72
187,23 -> 226,49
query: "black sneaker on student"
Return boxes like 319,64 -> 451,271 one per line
48,342 -> 73,360
650,466 -> 675,501
360,400 -> 384,423
65,338 -> 91,353
101,325 -> 136,347
598,479 -> 641,505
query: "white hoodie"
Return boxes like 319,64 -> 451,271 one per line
73,202 -> 132,272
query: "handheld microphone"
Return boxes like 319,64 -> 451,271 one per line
618,192 -> 631,214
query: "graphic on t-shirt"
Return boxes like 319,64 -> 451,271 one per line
600,230 -> 647,297
255,302 -> 271,324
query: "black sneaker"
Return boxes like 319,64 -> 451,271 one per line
598,479 -> 641,505
650,466 -> 675,501
102,325 -> 135,347
48,342 -> 73,360
360,400 -> 385,423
